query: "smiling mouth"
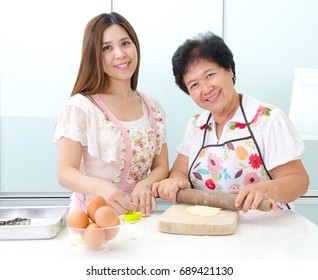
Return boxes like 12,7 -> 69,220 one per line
115,62 -> 130,69
206,91 -> 221,101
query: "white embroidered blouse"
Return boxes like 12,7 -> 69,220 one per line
53,93 -> 167,185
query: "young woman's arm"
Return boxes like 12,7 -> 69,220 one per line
57,137 -> 136,215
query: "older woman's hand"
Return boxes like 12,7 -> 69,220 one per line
152,178 -> 191,202
229,183 -> 278,212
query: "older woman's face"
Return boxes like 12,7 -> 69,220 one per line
183,59 -> 236,114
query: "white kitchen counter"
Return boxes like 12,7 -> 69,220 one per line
1,209 -> 318,261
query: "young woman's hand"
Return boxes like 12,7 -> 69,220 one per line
98,183 -> 137,215
130,183 -> 157,217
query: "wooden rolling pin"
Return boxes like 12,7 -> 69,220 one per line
176,189 -> 272,212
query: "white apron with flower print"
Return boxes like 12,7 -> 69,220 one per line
188,95 -> 289,210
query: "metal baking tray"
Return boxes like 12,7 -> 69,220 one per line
0,206 -> 69,240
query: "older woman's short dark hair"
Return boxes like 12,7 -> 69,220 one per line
172,31 -> 236,94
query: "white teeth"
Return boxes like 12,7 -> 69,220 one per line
206,91 -> 220,101
116,63 -> 129,68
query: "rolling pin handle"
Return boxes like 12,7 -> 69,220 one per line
256,199 -> 272,212
176,189 -> 272,212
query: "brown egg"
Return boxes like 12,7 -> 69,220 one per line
95,206 -> 118,228
104,216 -> 120,240
67,209 -> 89,228
86,196 -> 107,222
83,223 -> 105,250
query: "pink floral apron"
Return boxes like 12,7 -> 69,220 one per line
188,94 -> 289,210
74,92 -> 160,211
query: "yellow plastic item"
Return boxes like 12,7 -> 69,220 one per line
124,211 -> 142,222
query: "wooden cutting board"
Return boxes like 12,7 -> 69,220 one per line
158,204 -> 239,236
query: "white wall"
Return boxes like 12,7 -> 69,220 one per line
225,0 -> 318,112
1,0 -> 318,208
0,0 -> 112,117
0,0 -> 223,191
0,0 -> 113,191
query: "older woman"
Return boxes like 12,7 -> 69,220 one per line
153,32 -> 309,212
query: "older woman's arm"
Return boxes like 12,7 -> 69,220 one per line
230,159 -> 309,212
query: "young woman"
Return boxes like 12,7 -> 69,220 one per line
54,13 -> 169,216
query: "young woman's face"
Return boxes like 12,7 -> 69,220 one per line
183,59 -> 236,114
101,24 -> 137,83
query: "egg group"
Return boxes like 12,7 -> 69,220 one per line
67,196 -> 120,250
